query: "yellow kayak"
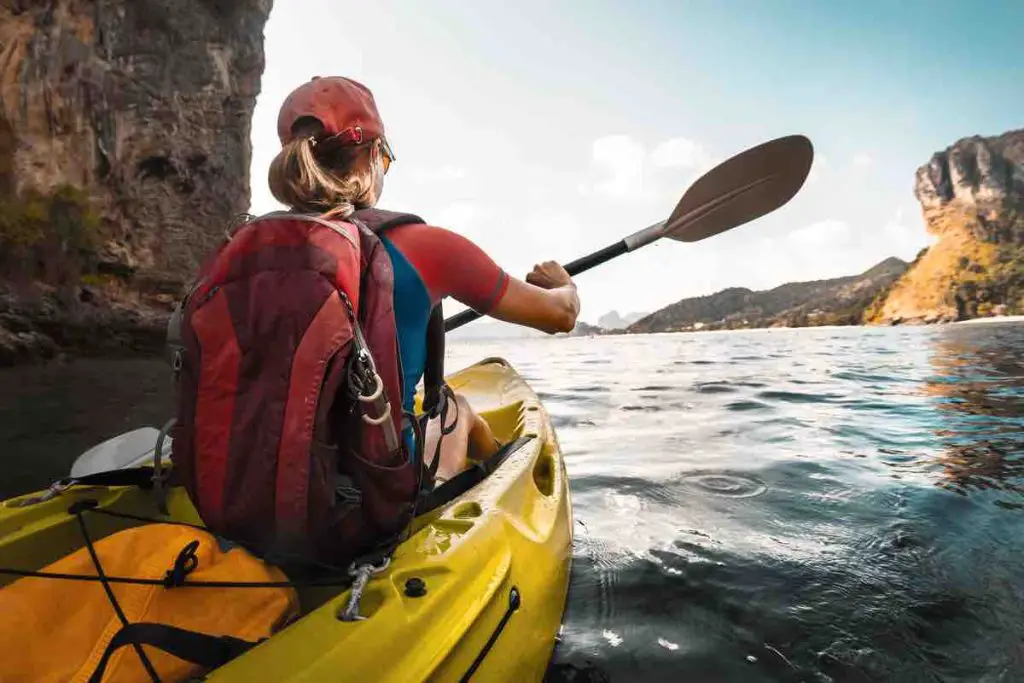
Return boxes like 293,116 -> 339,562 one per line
0,357 -> 573,682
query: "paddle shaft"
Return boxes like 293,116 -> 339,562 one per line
443,219 -> 667,332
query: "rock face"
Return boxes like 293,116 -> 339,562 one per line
914,131 -> 1024,210
596,310 -> 647,331
0,0 -> 273,365
870,129 -> 1024,324
628,257 -> 909,334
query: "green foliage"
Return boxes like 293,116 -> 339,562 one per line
0,184 -> 104,287
861,291 -> 889,324
948,205 -> 1024,319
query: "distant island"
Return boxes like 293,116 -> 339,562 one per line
597,311 -> 647,330
552,257 -> 906,336
625,257 -> 908,334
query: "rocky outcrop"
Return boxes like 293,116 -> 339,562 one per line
870,129 -> 1024,324
0,0 -> 273,364
596,310 -> 647,331
564,320 -> 604,337
914,131 -> 1024,210
628,257 -> 909,334
0,282 -> 169,365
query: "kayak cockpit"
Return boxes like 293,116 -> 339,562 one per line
0,358 -> 572,683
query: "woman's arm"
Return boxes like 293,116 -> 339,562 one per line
385,224 -> 581,334
489,261 -> 580,334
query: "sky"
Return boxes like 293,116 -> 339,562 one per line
248,0 -> 1024,324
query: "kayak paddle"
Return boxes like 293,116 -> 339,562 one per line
69,427 -> 165,477
444,134 -> 814,332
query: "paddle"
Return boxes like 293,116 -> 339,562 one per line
443,134 -> 815,332
69,427 -> 167,478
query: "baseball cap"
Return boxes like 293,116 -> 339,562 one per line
276,76 -> 386,148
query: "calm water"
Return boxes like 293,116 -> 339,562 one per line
2,324 -> 1024,682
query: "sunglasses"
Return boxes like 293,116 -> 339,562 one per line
379,137 -> 395,174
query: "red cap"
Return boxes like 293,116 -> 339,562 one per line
276,76 -> 385,147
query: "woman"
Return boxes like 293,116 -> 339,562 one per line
267,76 -> 580,485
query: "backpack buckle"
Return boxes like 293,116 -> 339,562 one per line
348,321 -> 400,452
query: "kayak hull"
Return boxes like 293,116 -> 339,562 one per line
0,357 -> 573,683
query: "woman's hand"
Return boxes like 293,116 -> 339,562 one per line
489,259 -> 580,334
526,261 -> 574,290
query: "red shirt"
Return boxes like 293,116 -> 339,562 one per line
384,224 -> 510,313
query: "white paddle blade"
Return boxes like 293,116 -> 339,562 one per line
70,427 -> 166,478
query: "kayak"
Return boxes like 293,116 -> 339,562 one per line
0,357 -> 573,682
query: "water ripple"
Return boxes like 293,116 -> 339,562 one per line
679,472 -> 768,499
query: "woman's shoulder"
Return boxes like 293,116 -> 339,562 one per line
384,222 -> 475,249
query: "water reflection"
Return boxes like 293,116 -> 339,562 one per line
923,324 -> 1024,503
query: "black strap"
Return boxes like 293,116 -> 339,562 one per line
459,586 -> 522,682
75,509 -> 161,683
422,305 -> 446,416
423,382 -> 459,489
417,436 -> 534,515
87,622 -> 261,683
348,209 -> 445,421
350,208 -> 426,234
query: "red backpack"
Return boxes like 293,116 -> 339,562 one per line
168,208 -> 445,568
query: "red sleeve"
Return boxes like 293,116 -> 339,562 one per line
384,224 -> 510,313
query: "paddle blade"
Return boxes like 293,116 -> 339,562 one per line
70,427 -> 164,477
666,134 -> 814,243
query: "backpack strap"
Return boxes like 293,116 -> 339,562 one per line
350,208 -> 448,419
87,622 -> 261,683
351,208 -> 426,234
417,435 -> 534,514
422,304 -> 446,417
350,208 -> 453,490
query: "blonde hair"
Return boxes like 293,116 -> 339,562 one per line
267,129 -> 384,219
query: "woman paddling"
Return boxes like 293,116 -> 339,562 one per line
269,75 -> 581,485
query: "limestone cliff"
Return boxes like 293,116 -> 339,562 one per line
0,0 -> 273,365
869,129 -> 1024,324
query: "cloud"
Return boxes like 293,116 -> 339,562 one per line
586,134 -> 647,200
771,219 -> 859,281
411,165 -> 468,185
852,153 -> 874,168
650,137 -> 714,171
880,206 -> 932,259
581,134 -> 716,202
522,210 -> 585,260
436,201 -> 480,229
787,218 -> 850,250
807,153 -> 829,185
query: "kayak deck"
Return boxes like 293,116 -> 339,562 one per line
0,357 -> 573,682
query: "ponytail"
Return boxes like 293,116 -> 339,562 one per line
267,134 -> 382,219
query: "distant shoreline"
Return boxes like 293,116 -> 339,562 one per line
952,315 -> 1024,326
451,316 -> 1024,343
